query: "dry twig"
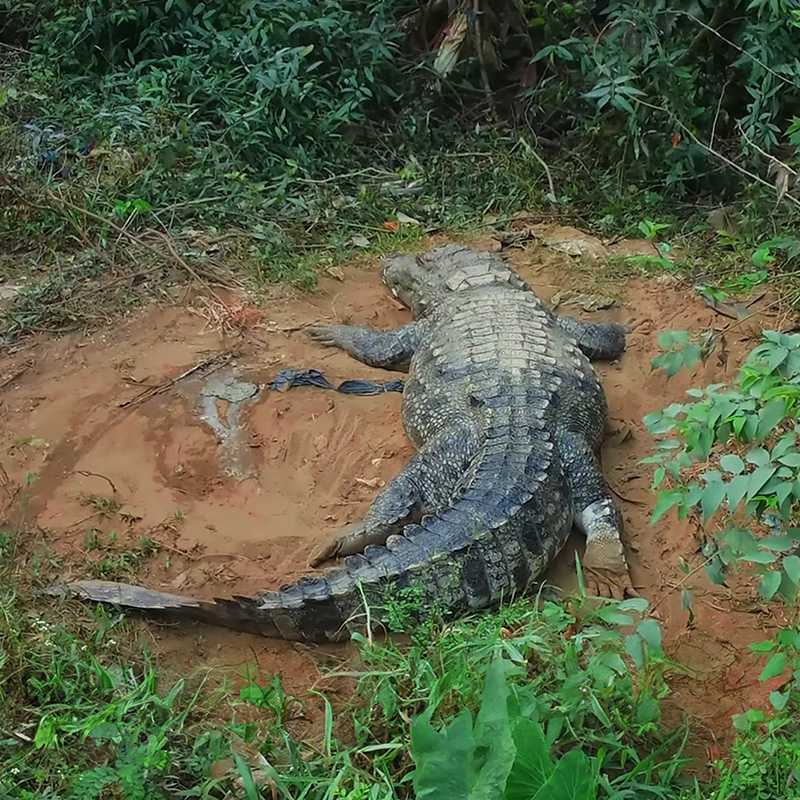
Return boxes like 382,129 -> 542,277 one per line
118,353 -> 232,408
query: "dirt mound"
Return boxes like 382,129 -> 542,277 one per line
0,230 -> 785,753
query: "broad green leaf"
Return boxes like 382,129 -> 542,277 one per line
635,695 -> 661,725
617,597 -> 649,614
532,749 -> 596,800
769,690 -> 790,711
746,447 -> 771,466
701,479 -> 726,521
772,434 -> 796,459
759,652 -> 787,682
595,607 -> 634,627
651,489 -> 683,523
758,571 -> 781,600
746,466 -> 777,500
756,398 -> 787,440
636,619 -> 663,654
719,454 -> 744,474
506,718 -> 554,800
726,474 -> 750,511
651,351 -> 684,378
750,639 -> 776,653
705,556 -> 727,585
624,633 -> 645,669
411,710 -> 476,799
783,555 -> 800,585
744,550 -> 778,565
766,345 -> 790,372
472,658 -> 517,800
759,535 -> 794,551
777,452 -> 800,467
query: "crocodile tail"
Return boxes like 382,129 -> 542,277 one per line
45,569 -> 364,643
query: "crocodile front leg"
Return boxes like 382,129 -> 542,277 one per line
307,322 -> 422,370
554,316 -> 627,361
557,429 -> 635,599
309,417 -> 480,566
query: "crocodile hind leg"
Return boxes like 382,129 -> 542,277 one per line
307,322 -> 423,370
557,429 -> 636,599
554,316 -> 627,361
309,418 -> 480,567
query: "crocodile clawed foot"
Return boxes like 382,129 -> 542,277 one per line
306,325 -> 340,347
583,537 -> 638,600
309,538 -> 343,568
309,522 -> 378,568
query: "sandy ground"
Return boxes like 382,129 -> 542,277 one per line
0,225 -> 790,758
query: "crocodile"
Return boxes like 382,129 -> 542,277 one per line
50,244 -> 633,642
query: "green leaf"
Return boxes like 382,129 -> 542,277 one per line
635,695 -> 661,725
651,351 -> 684,378
744,550 -> 778,565
624,633 -> 645,669
783,554 -> 800,585
720,454 -> 745,474
636,619 -> 663,654
651,489 -> 683,523
726,474 -> 750,511
757,398 -> 787,439
759,652 -> 787,682
759,535 -> 794,551
701,478 -> 726,521
705,556 -> 727,585
758,571 -> 782,600
746,466 -> 777,500
471,658 -> 517,799
746,447 -> 771,466
617,597 -> 649,614
233,753 -> 260,800
532,749 -> 596,800
595,607 -> 634,627
777,452 -> 800,467
411,710 -> 476,799
770,690 -> 790,711
506,719 -> 554,800
750,639 -> 776,653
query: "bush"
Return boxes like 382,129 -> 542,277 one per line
14,1 -> 408,191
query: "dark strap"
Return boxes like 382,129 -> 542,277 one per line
270,368 -> 404,396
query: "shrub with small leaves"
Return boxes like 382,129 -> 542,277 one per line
644,330 -> 800,599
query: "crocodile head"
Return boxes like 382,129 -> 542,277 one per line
381,245 -> 517,317
380,254 -> 438,316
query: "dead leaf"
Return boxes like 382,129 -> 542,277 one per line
608,424 -> 633,447
355,477 -> 384,489
382,221 -> 400,232
350,234 -> 370,248
432,11 -> 469,78
550,290 -> 617,312
325,266 -> 345,281
396,211 -> 421,226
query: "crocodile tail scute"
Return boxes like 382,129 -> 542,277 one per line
45,574 -> 359,642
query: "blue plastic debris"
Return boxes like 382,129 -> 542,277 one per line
270,369 -> 403,395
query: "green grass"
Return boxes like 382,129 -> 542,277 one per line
0,511 -> 798,799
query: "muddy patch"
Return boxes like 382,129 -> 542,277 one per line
0,230 -> 785,755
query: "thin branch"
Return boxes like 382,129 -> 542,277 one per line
518,136 -> 557,201
680,11 -> 800,92
710,79 -> 730,150
738,123 -> 799,178
637,99 -> 800,209
73,470 -> 117,495
472,0 -> 496,120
